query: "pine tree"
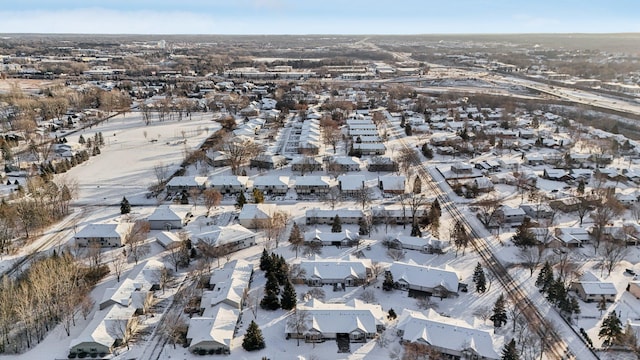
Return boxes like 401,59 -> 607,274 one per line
259,248 -> 271,271
383,271 -> 394,291
235,192 -> 247,209
599,312 -> 623,346
331,215 -> 342,233
410,223 -> 422,237
78,135 -> 85,144
260,272 -> 281,310
511,218 -> 536,248
242,320 -> 266,351
387,308 -> 397,320
577,179 -> 585,195
490,294 -> 508,328
253,188 -> 264,203
120,197 -> 131,214
500,339 -> 520,360
272,254 -> 289,285
413,176 -> 422,194
289,223 -> 304,258
472,262 -> 487,293
358,217 -> 369,236
535,261 -> 554,293
280,279 -> 297,310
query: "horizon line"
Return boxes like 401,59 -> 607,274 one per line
2,32 -> 640,37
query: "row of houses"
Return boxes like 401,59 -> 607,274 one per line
305,205 -> 427,226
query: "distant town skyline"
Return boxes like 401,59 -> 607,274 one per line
1,0 -> 638,35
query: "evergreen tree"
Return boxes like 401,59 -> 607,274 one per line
599,312 -> 623,346
78,135 -> 85,144
289,223 -> 304,258
472,262 -> 487,293
235,192 -> 247,209
405,123 -> 412,136
511,218 -> 536,248
413,176 -> 422,194
272,254 -> 289,285
535,261 -> 554,293
358,217 -> 369,236
253,188 -> 264,203
120,196 -> 131,214
387,308 -> 397,320
500,339 -> 520,360
410,223 -> 422,237
577,179 -> 585,196
331,215 -> 342,233
242,321 -> 266,351
259,248 -> 271,272
490,294 -> 508,328
260,272 -> 281,310
280,279 -> 297,310
383,271 -> 394,291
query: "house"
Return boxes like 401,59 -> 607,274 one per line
147,206 -> 183,230
294,176 -> 335,195
284,299 -> 385,343
204,259 -> 253,310
472,177 -> 494,192
396,309 -> 501,360
238,203 -> 277,228
451,162 -> 474,174
252,175 -> 290,195
207,175 -> 249,194
74,223 -> 133,247
525,154 -> 545,166
69,305 -> 137,357
497,206 -> 526,226
389,234 -> 448,254
352,143 -> 386,155
543,168 -> 572,182
371,205 -> 425,225
553,227 -> 590,248
338,174 -> 366,196
571,281 -> 617,303
207,150 -> 231,167
387,261 -> 459,298
165,176 -> 207,194
378,175 -> 406,195
305,208 -> 364,225
187,304 -> 239,355
520,203 -> 554,220
193,224 -> 257,252
627,281 -> 640,299
296,256 -> 373,287
155,231 -> 183,249
291,156 -> 324,173
99,278 -> 152,312
327,156 -> 362,172
250,154 -> 287,170
305,228 -> 359,247
367,157 -> 398,172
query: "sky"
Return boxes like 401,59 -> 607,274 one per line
0,0 -> 638,35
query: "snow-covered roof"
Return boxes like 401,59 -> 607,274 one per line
147,206 -> 182,222
194,224 -> 256,248
306,208 -> 364,219
294,176 -> 333,187
166,176 -> 207,188
155,231 -> 183,248
74,223 -> 131,239
70,304 -> 136,350
238,203 -> 277,221
207,175 -> 249,187
394,234 -> 445,249
574,281 -> 617,295
187,304 -> 240,349
252,175 -> 290,188
388,261 -> 459,293
379,175 -> 406,190
338,174 -> 366,191
286,299 -> 385,336
203,259 -> 253,310
396,309 -> 501,360
299,256 -> 371,281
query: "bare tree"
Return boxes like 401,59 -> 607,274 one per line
287,309 -> 310,346
473,306 -> 492,324
111,251 -> 127,282
153,162 -> 170,185
126,221 -> 151,265
473,195 -> 503,228
591,197 -> 624,253
265,210 -> 290,249
600,240 -> 628,277
303,288 -> 325,302
518,245 -> 547,277
160,312 -> 188,349
387,248 -> 405,261
323,187 -> 342,210
358,289 -> 377,304
109,317 -> 141,350
354,184 -> 373,210
222,137 -> 263,175
202,188 -> 222,216
302,241 -> 322,257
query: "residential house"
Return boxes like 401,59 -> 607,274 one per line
497,206 -> 526,226
296,256 -> 373,287
543,168 -> 572,182
193,224 -> 257,252
207,150 -> 231,167
155,231 -> 183,249
238,203 -> 277,229
371,205 -> 425,225
252,175 -> 290,195
291,156 -> 324,173
520,203 -> 554,220
571,280 -> 617,303
389,234 -> 448,254
305,208 -> 364,225
553,227 -> 590,248
352,143 -> 386,155
294,176 -> 335,195
204,259 -> 253,310
472,177 -> 494,192
208,175 -> 249,194
147,206 -> 184,230
627,281 -> 640,299
284,299 -> 385,343
396,309 -> 501,360
367,157 -> 398,172
305,228 -> 359,247
187,304 -> 239,355
165,176 -> 207,194
327,156 -> 362,172
378,175 -> 406,195
338,174 -> 366,196
74,223 -> 133,247
250,154 -> 287,170
387,261 -> 459,298
69,305 -> 137,357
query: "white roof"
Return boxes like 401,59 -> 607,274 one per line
379,175 -> 406,190
286,299 -> 385,335
338,174 -> 366,191
306,208 -> 364,218
294,176 -> 333,187
394,234 -> 445,248
331,156 -> 361,166
389,261 -> 459,293
187,304 -> 240,349
306,229 -> 358,243
75,223 -> 131,239
397,309 -> 500,359
299,256 -> 371,281
155,231 -> 183,248
204,259 -> 253,310
147,206 -> 182,222
70,305 -> 136,350
238,203 -> 277,221
252,175 -> 290,187
166,176 -> 207,188
194,224 -> 256,247
208,175 -> 249,187
576,281 -> 617,295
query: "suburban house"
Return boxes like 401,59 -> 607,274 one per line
285,299 -> 386,344
367,157 -> 398,172
396,309 -> 501,360
553,227 -> 590,248
193,224 -> 257,253
389,234 -> 448,254
207,175 -> 249,194
627,281 -> 640,299
571,280 -> 617,303
295,256 -> 373,287
187,304 -> 239,355
238,203 -> 277,228
251,175 -> 290,195
305,228 -> 359,247
155,231 -> 183,249
327,156 -> 362,172
250,154 -> 287,170
204,259 -> 253,310
207,150 -> 231,167
387,261 -> 460,298
294,176 -> 335,195
352,142 -> 386,155
291,156 -> 324,173
69,305 -> 137,357
99,259 -> 163,312
74,223 -> 133,247
146,206 -> 184,230
165,176 -> 207,194
338,174 -> 366,196
497,206 -> 526,226
378,175 -> 406,195
520,203 -> 554,220
305,208 -> 364,225
371,205 -> 425,225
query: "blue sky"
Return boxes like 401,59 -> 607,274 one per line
0,0 -> 638,34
